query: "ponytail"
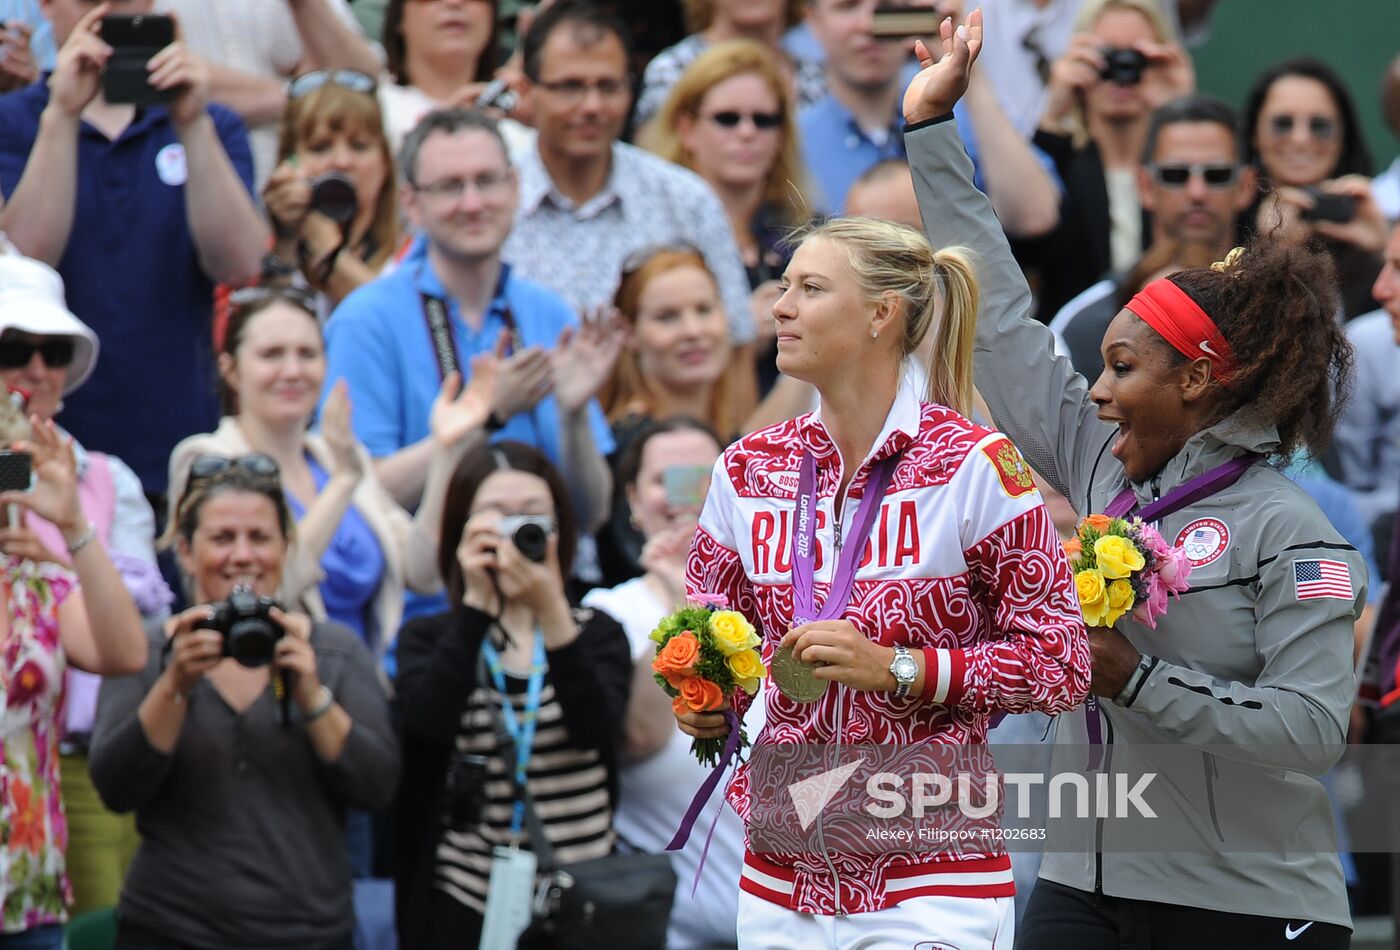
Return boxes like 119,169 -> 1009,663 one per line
925,247 -> 979,418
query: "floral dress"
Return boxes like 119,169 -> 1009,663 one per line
0,557 -> 76,931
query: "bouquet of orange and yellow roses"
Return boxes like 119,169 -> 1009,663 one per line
651,600 -> 766,767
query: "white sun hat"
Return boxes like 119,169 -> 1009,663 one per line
0,254 -> 99,395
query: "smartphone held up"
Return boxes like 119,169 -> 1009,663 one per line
99,13 -> 175,106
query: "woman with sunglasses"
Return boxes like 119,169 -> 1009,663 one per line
262,70 -> 401,313
394,441 -> 630,950
89,461 -> 399,950
1024,0 -> 1194,321
168,288 -> 481,664
907,16 -> 1360,947
1243,57 -> 1386,320
642,40 -> 809,396
0,255 -> 169,926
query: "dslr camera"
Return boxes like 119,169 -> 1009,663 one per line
1100,47 -> 1147,85
200,584 -> 285,668
498,514 -> 554,563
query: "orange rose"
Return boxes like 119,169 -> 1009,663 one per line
678,676 -> 725,713
1063,537 -> 1082,558
1083,514 -> 1113,534
653,632 -> 700,689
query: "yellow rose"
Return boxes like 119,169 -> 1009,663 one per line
727,649 -> 766,695
1105,579 -> 1135,627
1093,534 -> 1145,580
1075,569 -> 1109,627
710,610 -> 760,656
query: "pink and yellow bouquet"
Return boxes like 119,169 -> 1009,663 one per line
651,601 -> 766,767
1063,514 -> 1192,628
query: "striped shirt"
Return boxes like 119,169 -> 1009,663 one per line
433,674 -> 614,913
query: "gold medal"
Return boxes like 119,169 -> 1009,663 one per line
771,644 -> 828,703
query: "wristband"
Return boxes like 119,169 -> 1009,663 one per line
65,521 -> 97,555
302,684 -> 335,721
1113,654 -> 1157,708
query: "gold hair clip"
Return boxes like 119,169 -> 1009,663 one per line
1210,246 -> 1245,272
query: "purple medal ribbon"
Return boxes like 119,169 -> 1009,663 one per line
1084,453 -> 1261,767
792,449 -> 903,625
666,448 -> 902,883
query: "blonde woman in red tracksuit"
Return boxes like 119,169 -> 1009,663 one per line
673,23 -> 1090,949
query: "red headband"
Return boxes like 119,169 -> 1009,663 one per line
1126,278 -> 1237,381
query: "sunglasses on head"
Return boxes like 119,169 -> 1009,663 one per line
1266,114 -> 1337,141
229,284 -> 319,316
706,110 -> 783,131
1148,162 -> 1240,189
0,337 -> 75,370
288,70 -> 377,100
189,453 -> 281,482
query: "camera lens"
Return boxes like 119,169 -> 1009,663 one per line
226,618 -> 279,668
308,172 -> 358,224
512,522 -> 549,563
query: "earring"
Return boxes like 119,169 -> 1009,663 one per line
871,328 -> 879,339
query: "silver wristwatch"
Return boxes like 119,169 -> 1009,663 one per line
889,645 -> 919,700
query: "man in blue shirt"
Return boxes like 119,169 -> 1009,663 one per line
324,108 -> 616,539
800,0 -> 1060,238
0,0 -> 267,499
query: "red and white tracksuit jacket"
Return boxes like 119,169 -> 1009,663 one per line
686,384 -> 1090,916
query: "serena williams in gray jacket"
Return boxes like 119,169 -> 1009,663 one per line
903,14 -> 1364,949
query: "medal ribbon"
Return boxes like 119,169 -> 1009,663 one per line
791,449 -> 903,626
1084,453 -> 1261,767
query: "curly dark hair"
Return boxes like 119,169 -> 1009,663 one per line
1166,240 -> 1352,460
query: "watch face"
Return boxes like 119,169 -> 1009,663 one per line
892,653 -> 919,682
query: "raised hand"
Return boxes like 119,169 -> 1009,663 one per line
0,417 -> 83,536
262,161 -> 312,239
1039,32 -> 1103,132
320,379 -> 365,481
0,21 -> 39,93
430,357 -> 497,451
1137,39 -> 1195,111
489,333 -> 553,421
550,307 -> 626,414
902,7 -> 983,126
146,12 -> 210,131
47,3 -> 111,119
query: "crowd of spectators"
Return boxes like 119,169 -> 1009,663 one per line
0,0 -> 1396,947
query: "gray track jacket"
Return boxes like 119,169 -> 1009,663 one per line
907,115 -> 1366,928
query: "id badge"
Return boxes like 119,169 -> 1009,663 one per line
478,845 -> 537,950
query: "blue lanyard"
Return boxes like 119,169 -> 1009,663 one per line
479,633 -> 547,838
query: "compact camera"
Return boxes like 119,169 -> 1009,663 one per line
1100,47 -> 1147,85
498,514 -> 554,563
199,584 -> 285,668
308,171 -> 358,225
443,751 -> 491,831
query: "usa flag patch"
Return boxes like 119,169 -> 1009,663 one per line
1293,559 -> 1353,601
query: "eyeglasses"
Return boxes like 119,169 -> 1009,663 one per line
411,170 -> 512,201
1266,114 -> 1337,142
535,76 -> 631,103
706,110 -> 783,131
229,284 -> 319,315
288,70 -> 377,99
1148,162 -> 1240,189
0,337 -> 75,370
189,453 -> 281,482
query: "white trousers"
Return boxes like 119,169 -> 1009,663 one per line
737,890 -> 1015,950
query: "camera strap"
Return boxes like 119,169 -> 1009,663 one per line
418,262 -> 520,383
479,632 -> 547,839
